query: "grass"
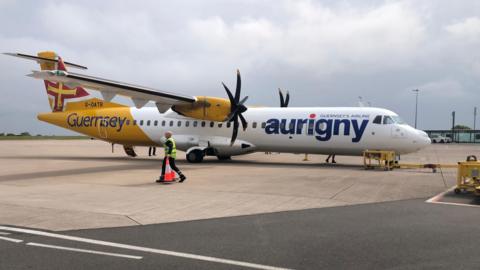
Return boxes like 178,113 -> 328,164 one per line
0,135 -> 89,140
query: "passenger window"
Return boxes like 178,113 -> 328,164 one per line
227,122 -> 231,128
126,120 -> 130,126
162,120 -> 165,126
210,122 -> 214,128
201,121 -> 206,127
177,121 -> 181,127
185,121 -> 190,127
218,123 -> 222,128
133,120 -> 137,126
169,121 -> 174,127
154,120 -> 158,126
373,115 -> 382,124
147,120 -> 151,126
261,122 -> 266,128
383,116 -> 394,124
140,120 -> 144,126
193,121 -> 198,127
252,122 -> 257,128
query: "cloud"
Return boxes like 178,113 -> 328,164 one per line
0,0 -> 479,132
189,1 -> 426,76
446,17 -> 480,43
414,79 -> 465,98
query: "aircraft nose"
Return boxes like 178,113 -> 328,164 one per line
416,130 -> 431,146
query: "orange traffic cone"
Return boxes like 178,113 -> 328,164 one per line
164,158 -> 176,182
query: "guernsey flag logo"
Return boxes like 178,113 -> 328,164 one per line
45,81 -> 89,112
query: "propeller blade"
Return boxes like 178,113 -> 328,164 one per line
230,117 -> 239,146
238,96 -> 249,107
278,88 -> 285,107
222,82 -> 235,106
225,111 -> 237,122
284,91 -> 290,107
238,113 -> 248,131
234,69 -> 241,103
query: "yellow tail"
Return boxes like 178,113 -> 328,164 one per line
36,51 -> 122,112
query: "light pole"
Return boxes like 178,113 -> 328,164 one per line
474,107 -> 477,143
412,89 -> 419,128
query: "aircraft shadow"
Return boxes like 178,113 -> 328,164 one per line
0,155 -> 366,182
2,155 -> 364,169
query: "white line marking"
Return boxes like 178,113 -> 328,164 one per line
427,200 -> 480,208
26,242 -> 142,260
425,187 -> 454,203
0,226 -> 290,270
0,232 -> 11,235
426,187 -> 480,208
0,236 -> 23,243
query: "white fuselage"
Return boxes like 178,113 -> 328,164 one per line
129,107 -> 431,157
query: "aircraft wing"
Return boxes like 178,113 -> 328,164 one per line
27,70 -> 197,112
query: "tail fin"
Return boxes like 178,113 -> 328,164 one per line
36,51 -> 90,112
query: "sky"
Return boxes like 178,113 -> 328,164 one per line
0,0 -> 479,134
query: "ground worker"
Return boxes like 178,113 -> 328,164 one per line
326,154 -> 336,163
156,131 -> 186,183
148,146 -> 156,156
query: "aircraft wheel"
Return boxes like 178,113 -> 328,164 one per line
217,155 -> 231,161
186,150 -> 204,163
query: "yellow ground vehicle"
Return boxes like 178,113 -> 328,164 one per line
454,155 -> 480,195
363,150 -> 396,171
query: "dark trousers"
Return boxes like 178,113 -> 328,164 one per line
161,156 -> 183,176
149,147 -> 156,156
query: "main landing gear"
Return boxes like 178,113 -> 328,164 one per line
186,149 -> 204,163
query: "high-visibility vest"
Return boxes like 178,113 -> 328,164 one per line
164,137 -> 177,159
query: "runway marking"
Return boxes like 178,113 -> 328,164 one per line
0,236 -> 23,243
425,187 -> 454,203
426,187 -> 480,208
26,242 -> 143,260
0,232 -> 11,235
0,226 -> 291,270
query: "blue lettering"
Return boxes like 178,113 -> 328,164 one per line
66,113 -> 127,132
351,119 -> 369,143
265,119 -> 279,134
333,119 -> 350,136
280,119 -> 296,134
264,116 -> 369,143
314,119 -> 332,141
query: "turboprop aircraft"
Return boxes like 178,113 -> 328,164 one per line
5,51 -> 431,162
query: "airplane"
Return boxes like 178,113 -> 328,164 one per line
5,51 -> 431,163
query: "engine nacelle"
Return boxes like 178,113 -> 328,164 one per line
172,96 -> 231,122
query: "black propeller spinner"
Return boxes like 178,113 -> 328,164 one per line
278,88 -> 290,107
222,70 -> 249,146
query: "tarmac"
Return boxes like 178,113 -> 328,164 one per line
1,140 -> 480,269
0,140 -> 474,231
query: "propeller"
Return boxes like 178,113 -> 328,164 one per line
278,88 -> 290,107
222,70 -> 249,146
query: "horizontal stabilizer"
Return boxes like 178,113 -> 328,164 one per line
4,52 -> 88,70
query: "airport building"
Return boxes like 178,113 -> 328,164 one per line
425,130 -> 480,143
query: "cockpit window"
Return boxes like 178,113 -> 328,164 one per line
383,116 -> 394,124
391,115 -> 406,124
373,115 -> 382,124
